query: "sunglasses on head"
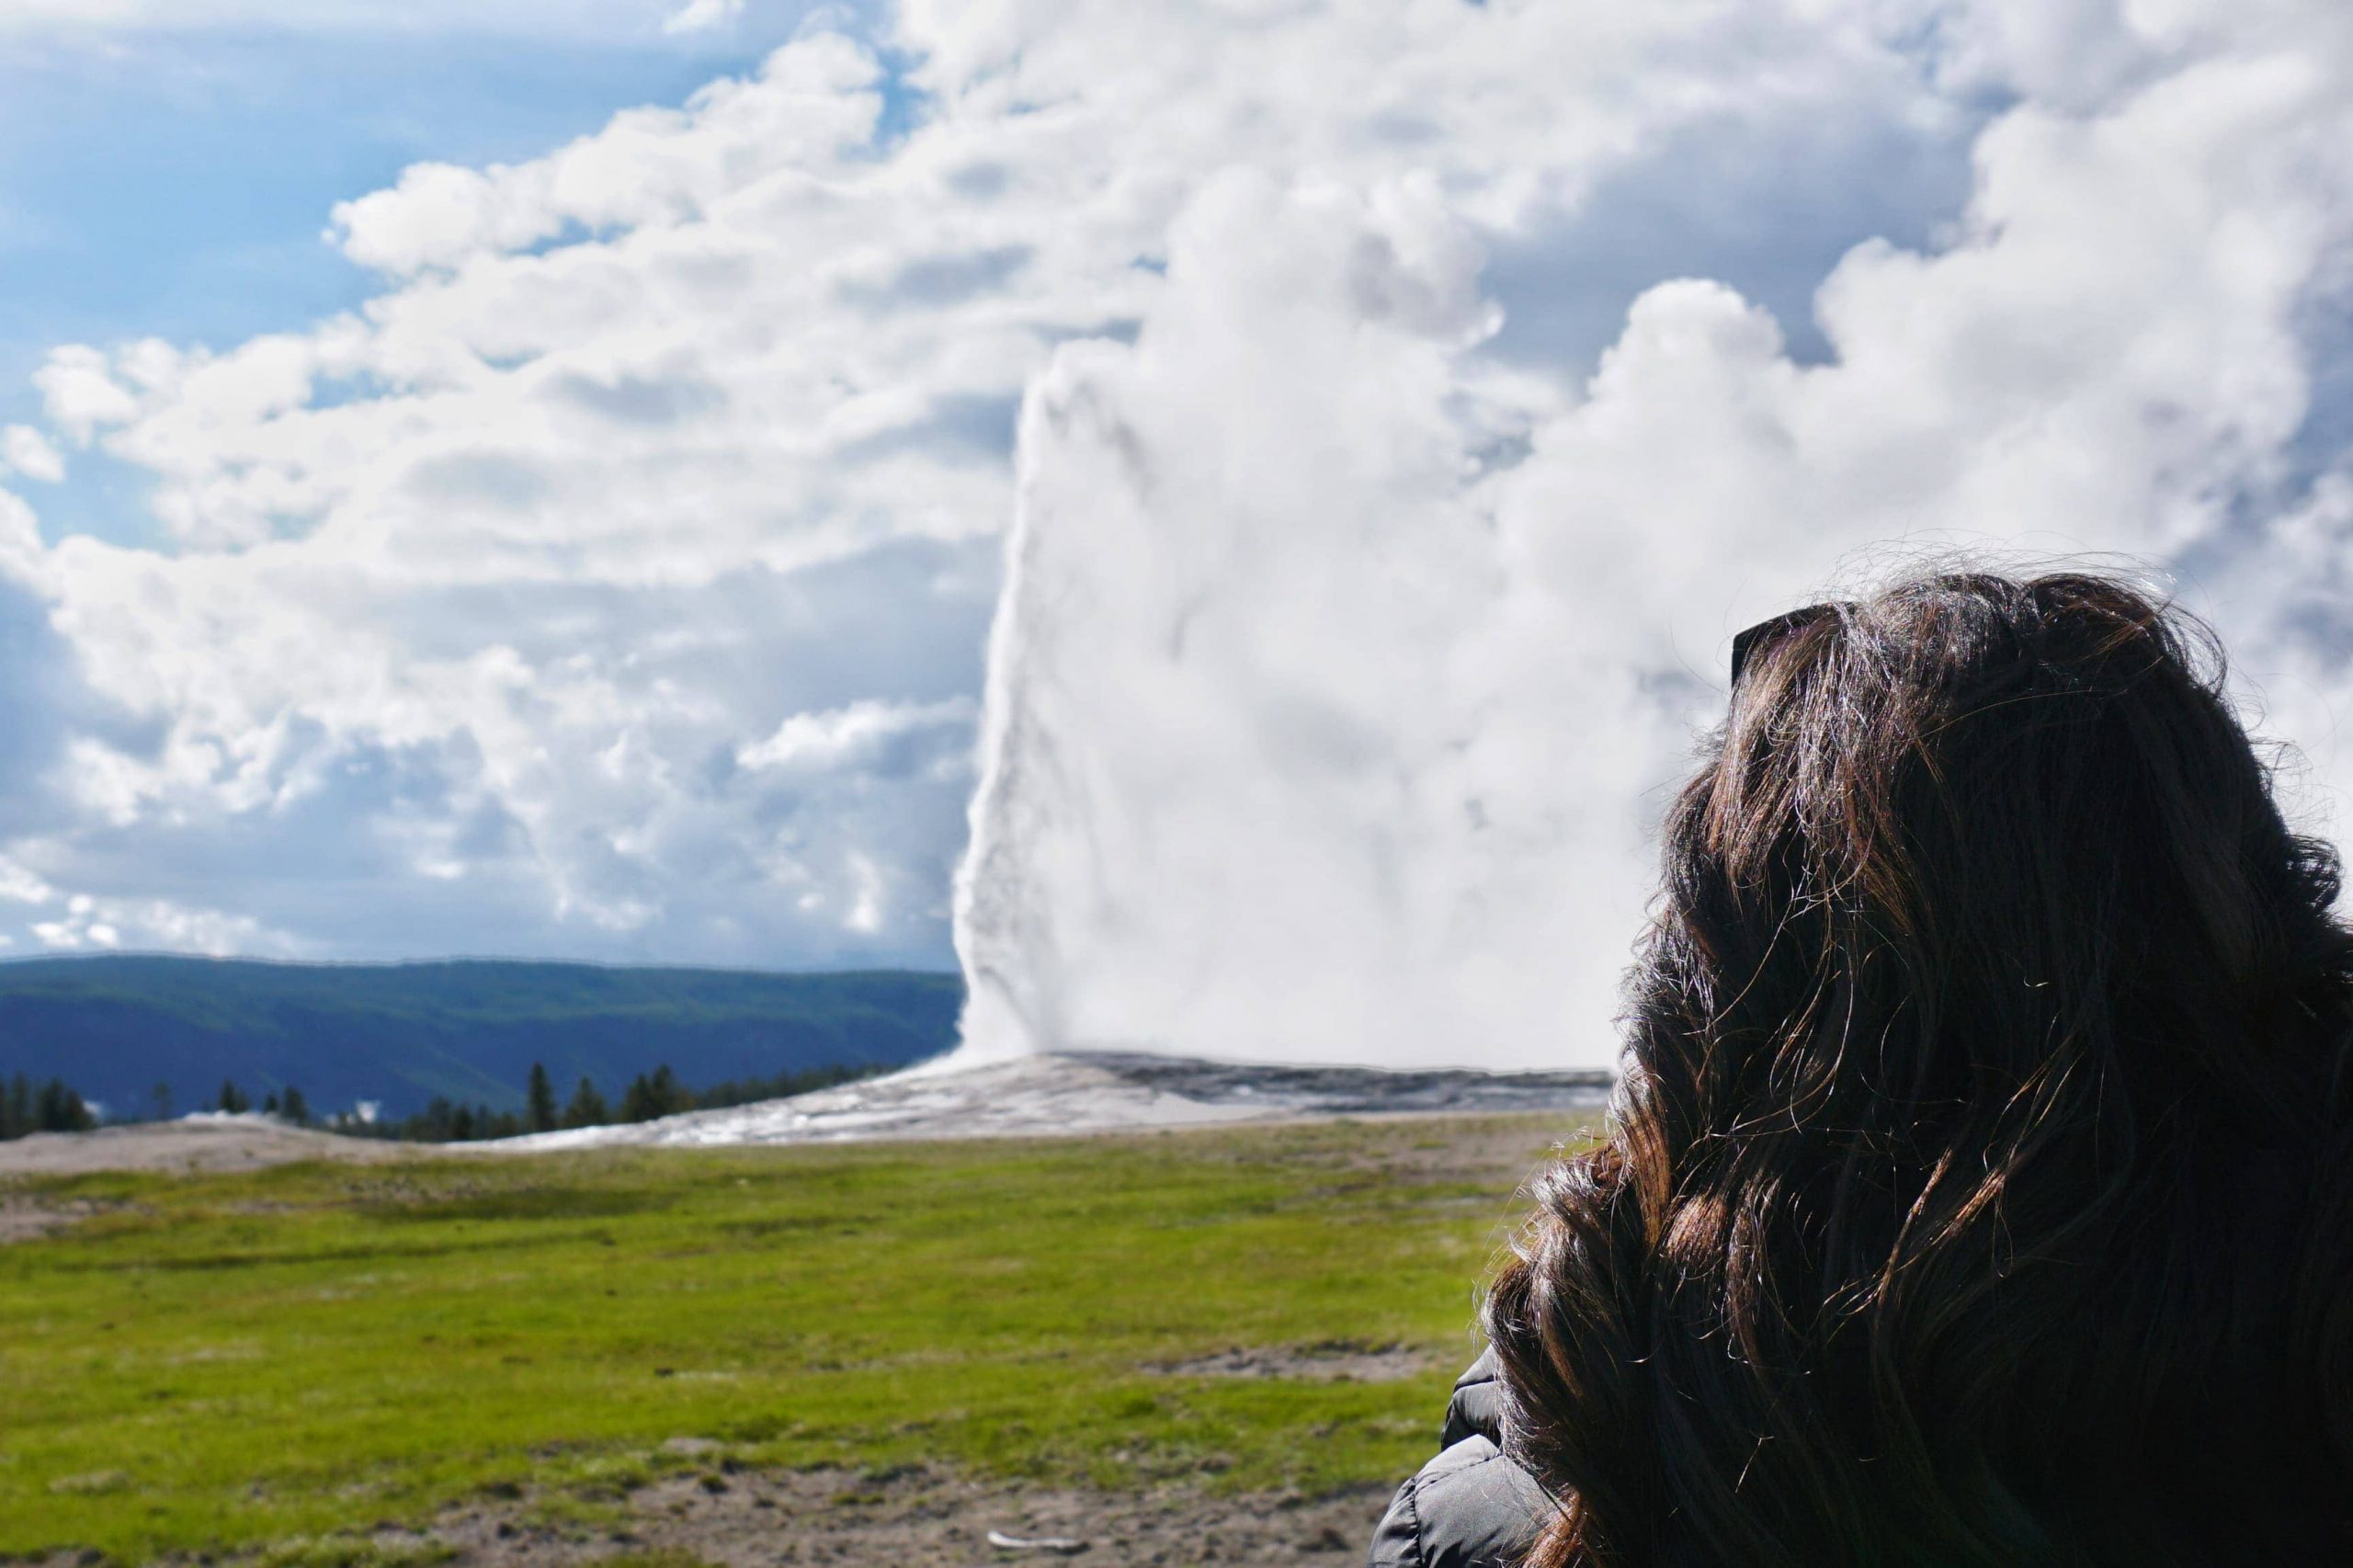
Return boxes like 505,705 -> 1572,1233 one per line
1729,602 -> 1845,686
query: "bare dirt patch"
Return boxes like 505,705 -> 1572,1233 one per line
1332,1111 -> 1599,1188
0,1118 -> 456,1178
0,1188 -> 113,1244
1148,1341 -> 1438,1383
0,1463 -> 1400,1568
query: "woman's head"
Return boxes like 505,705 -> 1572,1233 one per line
1485,571 -> 2353,1566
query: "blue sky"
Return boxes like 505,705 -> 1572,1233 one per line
0,10 -> 857,539
0,27 -> 783,374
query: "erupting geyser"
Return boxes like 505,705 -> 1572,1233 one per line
953,173 -> 1764,1072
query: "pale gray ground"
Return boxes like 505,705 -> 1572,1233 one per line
0,1112 -> 451,1178
500,1051 -> 1612,1153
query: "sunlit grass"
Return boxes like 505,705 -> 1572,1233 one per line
0,1115 -> 1586,1562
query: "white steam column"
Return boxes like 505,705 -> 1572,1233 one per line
952,172 -> 1683,1071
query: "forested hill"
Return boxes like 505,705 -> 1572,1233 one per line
0,956 -> 962,1121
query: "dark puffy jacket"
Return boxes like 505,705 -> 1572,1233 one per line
1366,1349 -> 1554,1568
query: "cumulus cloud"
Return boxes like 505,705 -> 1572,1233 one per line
33,347 -> 139,446
739,697 -> 974,772
326,40 -> 882,278
0,426 -> 63,483
26,890 -> 285,957
1,34 -> 1023,966
664,0 -> 747,35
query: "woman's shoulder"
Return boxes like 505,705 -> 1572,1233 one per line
1439,1347 -> 1504,1449
1365,1352 -> 1553,1568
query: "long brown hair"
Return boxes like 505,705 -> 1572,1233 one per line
1485,572 -> 2353,1565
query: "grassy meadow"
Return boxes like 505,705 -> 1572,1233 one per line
0,1115 -> 1586,1562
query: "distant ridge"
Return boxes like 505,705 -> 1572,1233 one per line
0,954 -> 961,1120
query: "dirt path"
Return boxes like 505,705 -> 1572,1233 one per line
442,1463 -> 1395,1567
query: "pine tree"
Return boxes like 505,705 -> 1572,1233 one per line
5,1073 -> 30,1139
217,1079 -> 250,1115
262,1091 -> 280,1115
280,1085 -> 310,1124
149,1082 -> 175,1122
620,1065 -> 694,1122
527,1062 -> 558,1132
563,1077 -> 608,1129
34,1079 -> 95,1133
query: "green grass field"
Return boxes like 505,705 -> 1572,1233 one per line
0,1115 -> 1584,1562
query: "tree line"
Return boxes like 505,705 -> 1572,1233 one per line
210,1080 -> 311,1121
346,1060 -> 883,1142
0,1074 -> 97,1141
2,1059 -> 885,1144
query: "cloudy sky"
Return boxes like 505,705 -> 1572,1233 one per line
0,2 -> 2348,1066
